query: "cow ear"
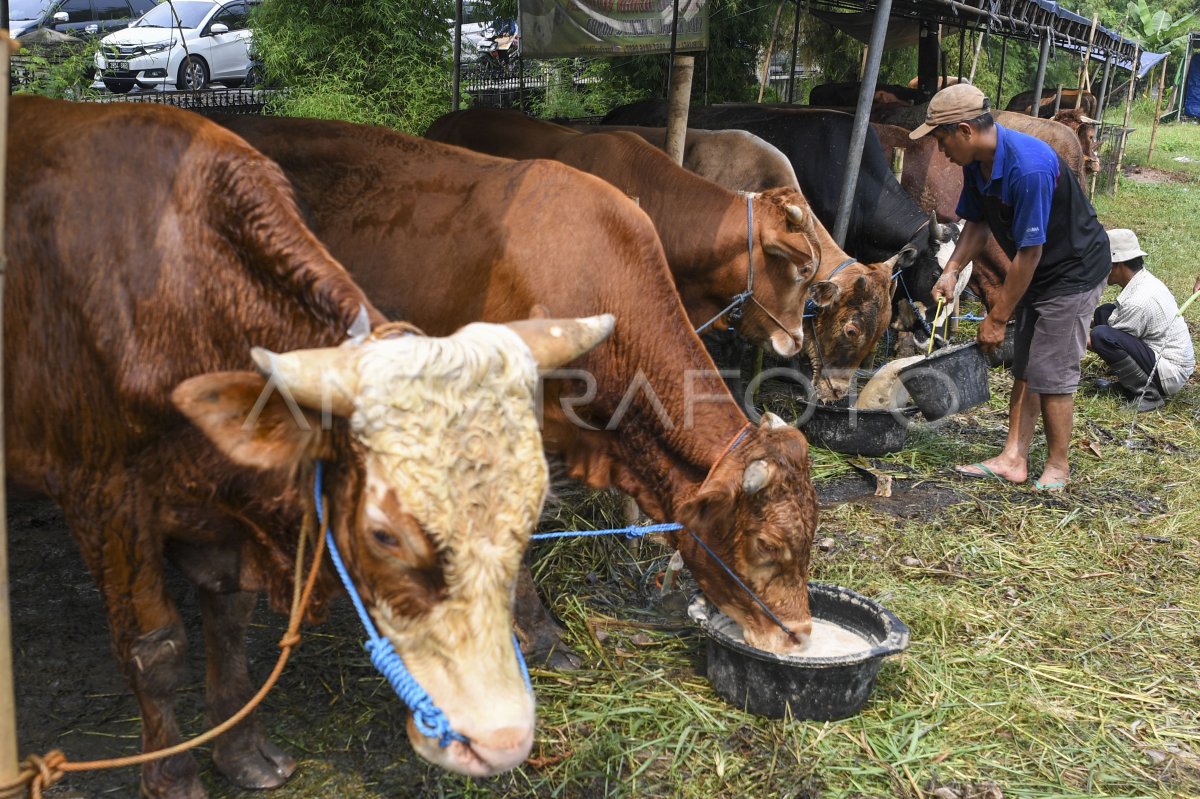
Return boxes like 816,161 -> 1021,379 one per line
173,371 -> 327,471
677,483 -> 737,539
764,233 -> 819,284
808,280 -> 841,307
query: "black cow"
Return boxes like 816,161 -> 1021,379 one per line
602,100 -> 954,337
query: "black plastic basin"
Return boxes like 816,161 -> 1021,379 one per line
798,403 -> 919,456
694,583 -> 910,720
898,342 -> 990,421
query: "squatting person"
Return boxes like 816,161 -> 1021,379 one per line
911,83 -> 1110,492
1089,228 -> 1195,412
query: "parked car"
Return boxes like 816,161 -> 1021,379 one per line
93,0 -> 256,93
8,0 -> 156,39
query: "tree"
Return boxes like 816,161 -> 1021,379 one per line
252,0 -> 456,134
1124,0 -> 1195,57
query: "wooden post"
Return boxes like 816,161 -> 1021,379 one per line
890,147 -> 905,183
1053,84 -> 1063,115
665,56 -> 694,166
995,37 -> 1007,107
1076,13 -> 1099,108
786,2 -> 801,103
1114,45 -> 1139,198
757,1 -> 785,103
967,30 -> 985,85
1,31 -> 18,794
1148,57 -> 1169,162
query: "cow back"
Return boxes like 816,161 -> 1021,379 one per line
5,97 -> 377,489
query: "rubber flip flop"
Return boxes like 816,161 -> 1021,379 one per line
954,462 -> 1004,481
1033,479 -> 1069,492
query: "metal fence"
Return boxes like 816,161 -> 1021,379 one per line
1093,124 -> 1136,195
458,55 -> 597,111
83,87 -> 279,116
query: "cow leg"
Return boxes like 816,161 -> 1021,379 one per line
60,501 -> 206,799
513,564 -> 581,670
198,587 -> 297,788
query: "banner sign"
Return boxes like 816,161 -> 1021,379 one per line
519,0 -> 708,58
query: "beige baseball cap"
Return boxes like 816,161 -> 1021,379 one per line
1107,228 -> 1148,263
910,83 -> 991,140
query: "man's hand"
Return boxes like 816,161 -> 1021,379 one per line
932,268 -> 959,303
978,315 -> 1006,352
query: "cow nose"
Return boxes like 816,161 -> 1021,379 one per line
464,725 -> 534,774
769,328 -> 802,358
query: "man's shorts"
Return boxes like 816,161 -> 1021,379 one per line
1011,282 -> 1106,394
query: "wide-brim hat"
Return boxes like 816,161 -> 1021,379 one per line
1107,228 -> 1148,263
911,83 -> 990,139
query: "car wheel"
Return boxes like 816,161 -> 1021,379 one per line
177,56 -> 208,91
103,79 -> 135,93
244,65 -> 262,88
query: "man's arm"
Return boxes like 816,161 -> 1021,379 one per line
977,244 -> 1041,351
933,220 -> 990,301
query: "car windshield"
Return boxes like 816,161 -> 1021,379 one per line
133,1 -> 213,29
10,0 -> 51,21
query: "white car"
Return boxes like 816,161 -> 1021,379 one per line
94,0 -> 256,93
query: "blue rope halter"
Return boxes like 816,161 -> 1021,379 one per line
532,425 -> 802,645
315,461 -> 531,749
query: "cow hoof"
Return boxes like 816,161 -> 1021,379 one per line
525,641 -> 583,671
213,737 -> 297,789
141,773 -> 207,799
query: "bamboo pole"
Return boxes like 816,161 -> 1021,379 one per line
1,31 -> 18,793
1148,57 -> 1169,162
967,29 -> 985,84
1076,13 -> 1099,108
757,1 -> 785,103
1114,45 -> 1139,198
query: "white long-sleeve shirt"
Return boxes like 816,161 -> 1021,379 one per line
1108,269 -> 1196,394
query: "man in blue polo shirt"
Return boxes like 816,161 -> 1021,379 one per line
911,84 -> 1110,492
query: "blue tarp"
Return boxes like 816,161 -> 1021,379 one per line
1057,43 -> 1169,78
1185,53 -> 1200,118
1030,0 -> 1156,67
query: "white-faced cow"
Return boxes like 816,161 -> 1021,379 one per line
5,96 -> 613,798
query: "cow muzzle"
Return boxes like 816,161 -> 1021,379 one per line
768,326 -> 804,358
408,713 -> 535,777
744,616 -> 813,655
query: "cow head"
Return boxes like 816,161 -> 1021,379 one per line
1054,109 -> 1100,174
740,188 -> 823,358
892,216 -> 956,342
803,258 -> 899,401
675,413 -> 818,653
173,315 -> 614,777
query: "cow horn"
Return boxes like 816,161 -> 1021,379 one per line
760,411 -> 789,430
503,314 -> 616,369
1079,115 -> 1100,125
786,203 -> 822,275
928,211 -> 955,244
250,346 -> 359,416
742,459 -> 771,496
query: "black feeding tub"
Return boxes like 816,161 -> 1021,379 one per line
692,583 -> 910,720
798,401 -> 919,456
898,342 -> 990,421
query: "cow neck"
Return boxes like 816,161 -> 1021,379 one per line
591,137 -> 754,316
554,313 -> 755,523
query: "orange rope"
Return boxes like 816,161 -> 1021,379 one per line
0,501 -> 329,798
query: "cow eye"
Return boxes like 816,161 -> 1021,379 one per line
372,529 -> 398,548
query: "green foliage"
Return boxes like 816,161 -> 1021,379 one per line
252,0 -> 455,134
528,58 -> 645,119
1125,0 -> 1195,56
13,37 -> 103,99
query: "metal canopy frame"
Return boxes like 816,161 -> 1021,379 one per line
802,0 -> 1138,60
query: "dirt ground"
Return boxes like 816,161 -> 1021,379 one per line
4,471 -> 956,798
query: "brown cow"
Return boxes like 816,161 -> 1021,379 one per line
1054,108 -> 1101,175
1006,87 -> 1098,119
570,123 -> 802,194
574,122 -> 908,401
425,108 -> 824,359
219,114 -> 822,659
6,96 -> 614,797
